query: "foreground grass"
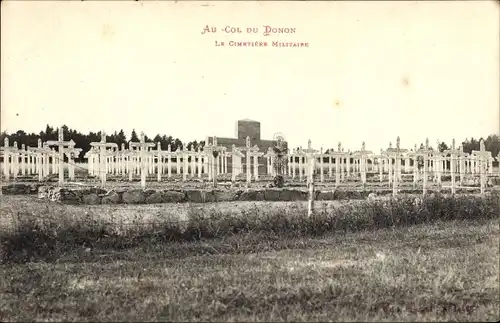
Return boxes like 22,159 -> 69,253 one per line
0,193 -> 499,321
1,193 -> 499,263
0,219 -> 499,322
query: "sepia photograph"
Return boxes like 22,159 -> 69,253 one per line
1,0 -> 499,321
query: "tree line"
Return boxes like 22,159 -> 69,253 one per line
1,125 -> 499,163
0,125 -> 205,162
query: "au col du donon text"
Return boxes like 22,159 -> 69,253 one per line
201,25 -> 310,48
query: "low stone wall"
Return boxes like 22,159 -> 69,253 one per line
1,183 -> 45,195
29,185 -> 483,205
3,175 -> 493,199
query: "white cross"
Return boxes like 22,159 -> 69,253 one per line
443,138 -> 463,194
415,138 -> 433,195
301,139 -> 320,185
64,140 -> 82,181
385,137 -> 408,195
27,139 -> 46,181
327,142 -> 347,187
204,136 -> 227,187
353,141 -> 373,186
129,132 -> 156,189
90,131 -> 118,187
45,127 -> 75,186
230,144 -> 245,182
471,139 -> 491,195
236,136 -> 262,184
1,137 -> 14,181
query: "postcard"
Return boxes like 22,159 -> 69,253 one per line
1,1 -> 499,322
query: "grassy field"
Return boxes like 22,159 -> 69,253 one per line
0,195 -> 349,231
0,194 -> 499,322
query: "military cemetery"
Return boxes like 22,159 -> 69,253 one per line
1,121 -> 499,206
1,1 -> 499,322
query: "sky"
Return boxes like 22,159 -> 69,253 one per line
1,0 -> 499,152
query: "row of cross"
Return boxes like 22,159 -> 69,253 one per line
0,135 -> 82,183
0,127 -> 496,193
297,137 -> 493,195
289,137 -> 491,161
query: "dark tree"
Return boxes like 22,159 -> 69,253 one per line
130,129 -> 139,142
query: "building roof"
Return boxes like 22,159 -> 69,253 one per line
239,118 -> 259,122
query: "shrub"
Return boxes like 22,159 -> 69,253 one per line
1,192 -> 498,263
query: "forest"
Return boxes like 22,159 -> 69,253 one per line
1,124 -> 499,164
0,125 -> 205,162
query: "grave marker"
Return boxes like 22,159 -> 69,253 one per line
416,138 -> 433,195
236,136 -> 262,185
471,139 -> 491,195
443,138 -> 461,194
65,141 -> 82,181
129,132 -> 156,189
386,137 -> 408,196
302,139 -> 319,186
46,127 -> 75,186
327,142 -> 345,188
90,132 -> 118,188
353,141 -> 372,187
155,142 -> 163,182
231,144 -> 245,182
27,139 -> 45,181
203,136 -> 226,187
1,138 -> 12,181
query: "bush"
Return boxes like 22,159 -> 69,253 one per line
1,192 -> 499,263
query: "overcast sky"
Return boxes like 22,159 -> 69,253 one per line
1,0 -> 499,151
